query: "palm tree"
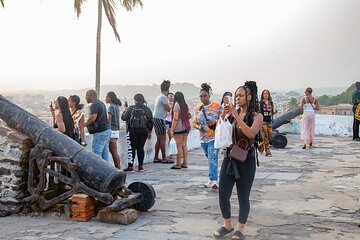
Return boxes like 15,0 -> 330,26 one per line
74,0 -> 143,95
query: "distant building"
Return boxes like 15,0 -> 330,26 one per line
319,104 -> 352,115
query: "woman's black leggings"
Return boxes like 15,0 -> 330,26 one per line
218,154 -> 256,224
129,132 -> 148,167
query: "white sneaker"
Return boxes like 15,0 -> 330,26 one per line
204,181 -> 212,188
211,181 -> 219,189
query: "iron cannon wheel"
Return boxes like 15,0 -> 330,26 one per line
128,182 -> 156,212
271,134 -> 288,149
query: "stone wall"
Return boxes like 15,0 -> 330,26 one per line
0,126 -> 33,216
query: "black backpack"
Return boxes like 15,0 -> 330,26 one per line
130,107 -> 147,129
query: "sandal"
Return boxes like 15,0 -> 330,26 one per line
181,165 -> 188,168
153,159 -> 162,163
213,226 -> 234,238
161,159 -> 175,164
232,230 -> 245,240
170,165 -> 181,169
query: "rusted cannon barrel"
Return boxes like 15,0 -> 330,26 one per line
0,95 -> 125,195
272,106 -> 303,130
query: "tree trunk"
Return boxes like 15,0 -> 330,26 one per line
95,0 -> 103,96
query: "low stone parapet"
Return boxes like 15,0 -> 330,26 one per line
0,126 -> 33,216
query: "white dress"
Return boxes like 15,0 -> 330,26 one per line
301,100 -> 316,145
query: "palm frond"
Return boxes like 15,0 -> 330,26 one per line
103,0 -> 120,41
121,0 -> 143,11
74,0 -> 87,17
1,0 -> 4,8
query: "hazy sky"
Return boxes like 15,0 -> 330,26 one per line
0,0 -> 359,93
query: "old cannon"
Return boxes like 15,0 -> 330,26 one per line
0,95 -> 155,213
270,107 -> 303,148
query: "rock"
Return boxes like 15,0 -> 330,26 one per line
0,210 -> 11,217
97,208 -> 138,225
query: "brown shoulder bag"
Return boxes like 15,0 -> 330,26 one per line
230,139 -> 249,163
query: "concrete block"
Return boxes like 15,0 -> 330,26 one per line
97,208 -> 138,225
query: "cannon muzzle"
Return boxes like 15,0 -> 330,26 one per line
272,106 -> 303,129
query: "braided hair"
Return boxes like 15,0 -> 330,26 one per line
234,81 -> 259,126
200,83 -> 212,95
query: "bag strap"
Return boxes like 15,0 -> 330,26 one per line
233,124 -> 249,149
201,106 -> 208,120
306,97 -> 316,111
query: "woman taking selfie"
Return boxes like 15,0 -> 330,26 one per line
50,96 -> 75,139
213,81 -> 262,240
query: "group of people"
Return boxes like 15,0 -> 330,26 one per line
50,90 -> 151,171
48,80 -> 193,173
50,91 -> 123,169
48,79 -> 330,240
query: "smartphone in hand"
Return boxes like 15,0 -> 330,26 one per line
225,96 -> 233,106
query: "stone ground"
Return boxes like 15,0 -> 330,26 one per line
0,134 -> 359,240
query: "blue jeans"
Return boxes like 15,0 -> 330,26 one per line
201,140 -> 220,181
92,129 -> 111,161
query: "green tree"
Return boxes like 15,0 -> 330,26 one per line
75,0 -> 143,96
318,95 -> 331,105
318,83 -> 354,106
288,97 -> 299,110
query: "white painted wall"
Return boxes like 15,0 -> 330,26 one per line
277,115 -> 353,137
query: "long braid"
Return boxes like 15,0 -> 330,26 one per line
234,81 -> 258,125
